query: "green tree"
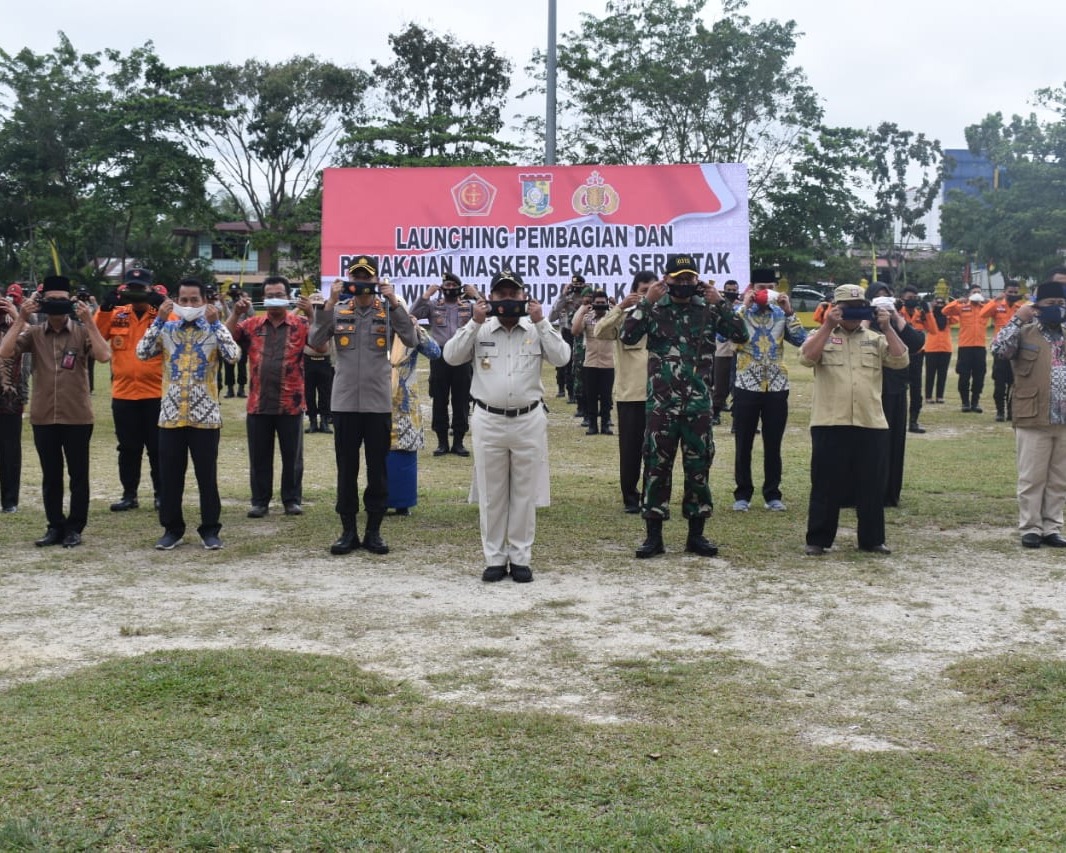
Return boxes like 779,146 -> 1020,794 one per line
341,24 -> 514,167
172,57 -> 368,274
535,0 -> 820,201
0,36 -> 211,284
940,107 -> 1066,279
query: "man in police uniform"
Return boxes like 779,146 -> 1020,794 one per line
443,270 -> 570,583
95,268 -> 165,511
310,256 -> 417,556
411,272 -> 477,456
621,254 -> 747,559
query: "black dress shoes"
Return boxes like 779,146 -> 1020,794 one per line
860,544 -> 892,555
1021,533 -> 1043,548
362,532 -> 390,555
35,528 -> 63,547
247,505 -> 268,518
330,530 -> 360,555
433,444 -> 449,456
1042,533 -> 1066,548
451,443 -> 470,457
62,532 -> 82,548
283,502 -> 303,516
509,564 -> 533,583
110,497 -> 139,512
482,565 -> 508,582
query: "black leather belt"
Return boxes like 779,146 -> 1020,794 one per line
474,398 -> 542,417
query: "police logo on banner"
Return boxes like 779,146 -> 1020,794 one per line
451,173 -> 497,217
518,173 -> 553,218
572,171 -> 620,216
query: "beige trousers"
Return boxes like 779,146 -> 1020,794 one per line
1016,424 -> 1066,535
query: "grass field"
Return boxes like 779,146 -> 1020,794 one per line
2,339 -> 1065,851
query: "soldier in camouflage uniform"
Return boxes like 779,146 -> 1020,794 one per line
621,254 -> 748,558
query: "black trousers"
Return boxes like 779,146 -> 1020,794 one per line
882,391 -> 908,507
429,357 -> 472,439
112,397 -> 161,500
558,328 -> 574,396
732,388 -> 788,503
32,423 -> 93,534
712,355 -> 734,415
304,357 -> 333,420
584,366 -> 614,425
158,427 -> 221,538
247,413 -> 304,507
992,357 -> 1014,415
224,352 -> 248,389
806,426 -> 889,550
617,400 -> 646,509
925,352 -> 950,400
333,411 -> 391,518
0,412 -> 21,509
906,352 -> 924,420
956,346 -> 987,406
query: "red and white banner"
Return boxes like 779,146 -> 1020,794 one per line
321,163 -> 749,309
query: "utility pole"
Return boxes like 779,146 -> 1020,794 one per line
546,0 -> 557,165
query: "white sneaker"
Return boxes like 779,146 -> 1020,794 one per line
765,499 -> 787,511
732,500 -> 750,511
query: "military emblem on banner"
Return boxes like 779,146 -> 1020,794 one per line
572,171 -> 620,216
451,173 -> 497,217
518,173 -> 554,218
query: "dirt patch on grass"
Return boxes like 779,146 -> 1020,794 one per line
3,526 -> 1064,752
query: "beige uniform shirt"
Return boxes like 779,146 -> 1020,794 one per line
592,303 -> 647,402
799,324 -> 908,428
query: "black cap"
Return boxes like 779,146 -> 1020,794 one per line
664,254 -> 698,277
442,272 -> 462,286
1036,281 -> 1065,302
570,274 -> 585,284
751,268 -> 777,284
123,268 -> 153,287
491,269 -> 524,291
901,283 -> 919,295
41,275 -> 71,293
346,256 -> 378,277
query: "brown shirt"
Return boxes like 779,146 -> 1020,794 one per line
14,319 -> 95,425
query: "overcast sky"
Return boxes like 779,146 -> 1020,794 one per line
4,0 -> 1063,153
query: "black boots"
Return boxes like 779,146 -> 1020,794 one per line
635,518 -> 665,559
330,516 -> 360,555
600,418 -> 614,436
363,513 -> 389,554
433,431 -> 449,456
685,517 -> 718,557
908,420 -> 926,434
451,432 -> 470,457
306,417 -> 320,434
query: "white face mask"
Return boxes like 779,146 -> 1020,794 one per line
173,305 -> 206,322
263,298 -> 291,308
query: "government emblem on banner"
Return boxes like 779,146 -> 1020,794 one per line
451,173 -> 497,217
518,173 -> 553,218
572,171 -> 620,216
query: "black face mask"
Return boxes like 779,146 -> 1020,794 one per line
1038,305 -> 1066,328
39,299 -> 74,316
669,283 -> 697,299
492,298 -> 527,318
592,303 -> 608,315
840,305 -> 873,322
903,298 -> 919,309
346,281 -> 376,297
722,291 -> 739,302
1006,294 -> 1021,304
442,288 -> 461,301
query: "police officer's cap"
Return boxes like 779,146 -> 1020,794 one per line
123,268 -> 153,288
443,272 -> 462,287
664,254 -> 698,277
347,256 -> 378,277
490,269 -> 524,291
571,274 -> 585,284
833,284 -> 866,303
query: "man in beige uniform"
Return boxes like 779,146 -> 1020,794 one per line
799,283 -> 908,556
593,270 -> 654,512
443,270 -> 571,583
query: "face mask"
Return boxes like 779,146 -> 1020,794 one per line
173,305 -> 206,322
442,288 -> 461,301
969,292 -> 985,303
903,298 -> 919,309
753,289 -> 770,308
347,282 -> 376,297
592,304 -> 608,315
933,303 -> 945,312
669,283 -> 697,299
1006,294 -> 1021,304
1038,305 -> 1066,327
491,298 -> 527,318
39,299 -> 74,316
263,298 -> 291,309
722,291 -> 739,302
840,305 -> 873,322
